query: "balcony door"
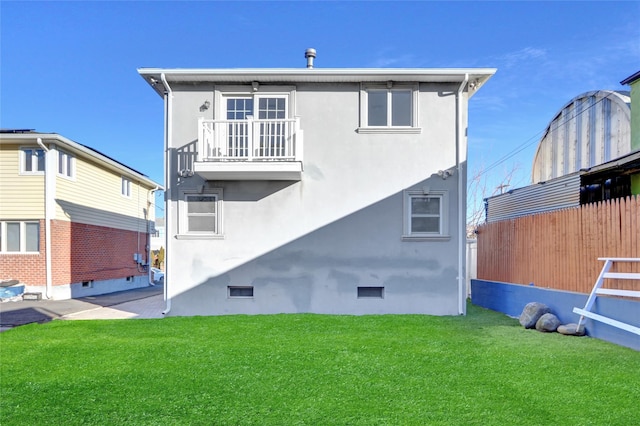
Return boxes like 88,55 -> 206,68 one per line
224,95 -> 288,159
225,97 -> 253,158
256,97 -> 287,158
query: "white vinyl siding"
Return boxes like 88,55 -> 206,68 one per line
0,144 -> 44,219
54,156 -> 154,232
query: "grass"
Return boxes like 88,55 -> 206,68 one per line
1,304 -> 639,425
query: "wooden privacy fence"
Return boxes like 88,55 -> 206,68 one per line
477,195 -> 640,295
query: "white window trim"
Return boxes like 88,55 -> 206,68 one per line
177,188 -> 224,239
0,221 -> 40,253
214,85 -> 297,120
57,150 -> 76,180
19,147 -> 46,175
402,189 -> 450,241
357,83 -> 421,134
121,177 -> 131,198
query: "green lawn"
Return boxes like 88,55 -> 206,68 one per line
1,304 -> 639,425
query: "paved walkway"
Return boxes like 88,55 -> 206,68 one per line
0,285 -> 165,332
60,294 -> 165,320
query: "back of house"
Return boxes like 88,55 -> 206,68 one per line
139,53 -> 495,316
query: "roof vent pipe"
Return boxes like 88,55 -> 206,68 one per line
305,48 -> 316,69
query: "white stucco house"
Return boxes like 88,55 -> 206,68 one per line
139,53 -> 495,316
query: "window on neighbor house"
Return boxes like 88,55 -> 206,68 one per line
178,189 -> 223,238
121,177 -> 131,197
358,84 -> 419,133
58,150 -> 75,178
0,221 -> 40,253
21,148 -> 46,174
403,190 -> 449,240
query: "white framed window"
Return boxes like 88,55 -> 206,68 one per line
20,148 -> 46,174
121,177 -> 131,197
402,190 -> 449,241
57,150 -> 75,179
0,221 -> 40,253
358,83 -> 420,134
177,188 -> 223,239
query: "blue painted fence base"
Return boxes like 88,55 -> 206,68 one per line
471,279 -> 639,351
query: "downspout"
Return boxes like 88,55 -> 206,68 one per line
456,74 -> 469,315
37,138 -> 53,299
161,73 -> 172,315
148,185 -> 161,286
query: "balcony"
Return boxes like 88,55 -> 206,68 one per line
195,117 -> 303,181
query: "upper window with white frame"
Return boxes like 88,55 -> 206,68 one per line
403,190 -> 449,240
178,189 -> 223,238
20,148 -> 45,174
121,177 -> 131,197
57,150 -> 75,178
0,221 -> 40,253
359,83 -> 420,133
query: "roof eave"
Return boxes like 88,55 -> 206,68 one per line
621,70 -> 640,85
0,132 -> 163,190
137,67 -> 497,98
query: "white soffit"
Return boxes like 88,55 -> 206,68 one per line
138,68 -> 496,97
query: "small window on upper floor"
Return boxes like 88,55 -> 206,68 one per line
20,148 -> 45,174
358,83 -> 420,134
58,150 -> 75,179
121,177 -> 131,197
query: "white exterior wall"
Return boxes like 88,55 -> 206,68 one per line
165,81 -> 467,316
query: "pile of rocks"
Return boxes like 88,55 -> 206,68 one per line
519,302 -> 585,336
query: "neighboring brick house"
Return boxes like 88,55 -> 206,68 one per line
0,130 -> 162,299
139,52 -> 495,316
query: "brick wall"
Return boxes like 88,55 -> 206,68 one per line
0,219 -> 46,285
0,219 -> 149,287
52,220 -> 149,285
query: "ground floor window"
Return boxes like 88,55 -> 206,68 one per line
178,188 -> 223,238
403,189 -> 449,241
0,221 -> 40,253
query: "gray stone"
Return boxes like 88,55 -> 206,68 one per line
519,302 -> 552,329
557,323 -> 586,336
536,313 -> 561,332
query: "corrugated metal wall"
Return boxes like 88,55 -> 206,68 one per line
486,173 -> 581,222
531,90 -> 631,183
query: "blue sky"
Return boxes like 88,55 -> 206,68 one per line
2,1 -> 639,218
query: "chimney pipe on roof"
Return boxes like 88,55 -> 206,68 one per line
305,48 -> 316,69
